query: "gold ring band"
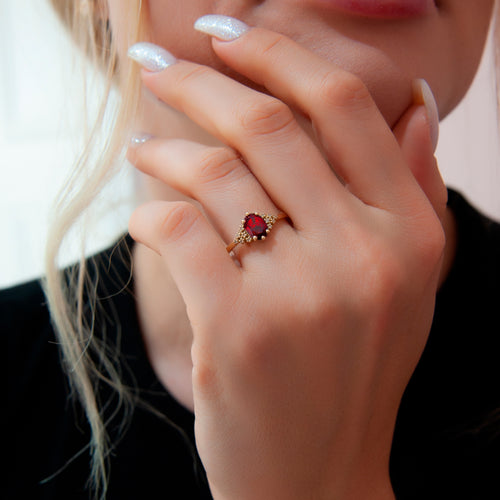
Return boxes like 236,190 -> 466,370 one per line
226,211 -> 288,253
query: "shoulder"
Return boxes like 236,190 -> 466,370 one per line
442,189 -> 499,316
4,276 -> 95,498
2,278 -> 55,363
427,190 -> 500,393
391,190 -> 500,498
3,277 -> 67,405
447,189 -> 500,272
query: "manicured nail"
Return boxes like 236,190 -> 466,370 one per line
194,15 -> 249,41
412,79 -> 439,151
127,42 -> 177,72
130,133 -> 153,146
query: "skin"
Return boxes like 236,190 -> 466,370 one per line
108,1 -> 495,498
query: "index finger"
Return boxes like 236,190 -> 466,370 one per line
197,16 -> 427,214
129,48 -> 348,229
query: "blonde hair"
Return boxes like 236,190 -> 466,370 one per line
43,1 -> 500,498
495,3 -> 500,107
43,1 -> 144,497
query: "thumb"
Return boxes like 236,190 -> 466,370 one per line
393,79 -> 447,220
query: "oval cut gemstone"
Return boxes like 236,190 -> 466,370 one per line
244,214 -> 268,239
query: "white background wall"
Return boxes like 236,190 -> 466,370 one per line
1,0 -> 499,288
0,0 -> 133,288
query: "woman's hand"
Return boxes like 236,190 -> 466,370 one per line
128,18 -> 446,500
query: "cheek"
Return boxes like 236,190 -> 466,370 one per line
147,0 -> 212,61
146,0 -> 208,59
435,3 -> 494,117
294,30 -> 414,127
113,0 -> 494,129
391,3 -> 494,119
145,0 -> 254,68
334,46 -> 411,128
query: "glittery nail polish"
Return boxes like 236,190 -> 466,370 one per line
127,43 -> 177,72
130,133 -> 153,146
194,15 -> 249,41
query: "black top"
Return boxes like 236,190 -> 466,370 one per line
5,190 -> 500,499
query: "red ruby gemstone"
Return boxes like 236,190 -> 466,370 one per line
244,214 -> 268,239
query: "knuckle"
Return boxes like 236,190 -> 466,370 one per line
191,345 -> 218,394
295,291 -> 341,335
317,71 -> 372,113
232,301 -> 288,367
259,32 -> 288,60
415,221 -> 446,268
237,325 -> 285,368
191,362 -> 214,392
158,202 -> 200,244
371,257 -> 404,300
238,97 -> 296,138
356,240 -> 406,307
196,147 -> 247,187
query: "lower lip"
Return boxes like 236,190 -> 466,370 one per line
308,0 -> 434,19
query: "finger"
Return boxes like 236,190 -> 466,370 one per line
199,18 -> 422,212
130,48 -> 348,227
128,137 -> 286,246
393,81 -> 447,220
129,200 -> 241,315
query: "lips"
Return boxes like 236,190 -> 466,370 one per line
306,0 -> 436,19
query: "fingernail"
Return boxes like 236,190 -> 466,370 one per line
194,15 -> 249,41
130,133 -> 153,146
412,79 -> 439,151
127,42 -> 177,72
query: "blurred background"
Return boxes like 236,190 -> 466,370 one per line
1,0 -> 499,288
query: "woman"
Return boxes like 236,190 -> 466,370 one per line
5,0 -> 500,499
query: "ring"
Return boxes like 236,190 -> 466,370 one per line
226,211 -> 288,253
